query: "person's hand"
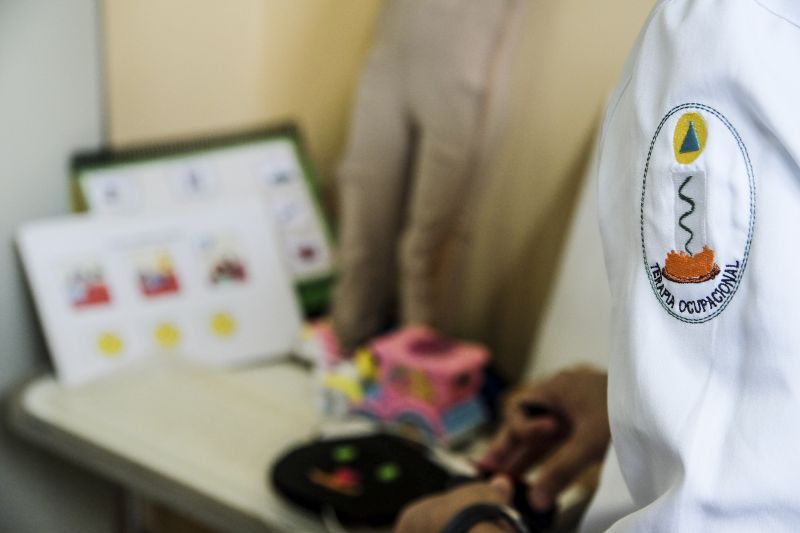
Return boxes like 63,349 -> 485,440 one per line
479,367 -> 610,513
395,477 -> 513,533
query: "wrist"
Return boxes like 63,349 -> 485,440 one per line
441,503 -> 528,533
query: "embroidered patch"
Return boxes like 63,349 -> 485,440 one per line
641,104 -> 755,323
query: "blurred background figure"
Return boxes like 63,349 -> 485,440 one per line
332,0 -> 521,353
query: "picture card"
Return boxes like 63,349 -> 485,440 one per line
73,126 -> 335,290
17,199 -> 303,386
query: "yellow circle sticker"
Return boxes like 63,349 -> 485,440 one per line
210,312 -> 237,338
97,332 -> 124,357
154,322 -> 181,348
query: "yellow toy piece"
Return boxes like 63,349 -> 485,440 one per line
354,348 -> 378,381
324,373 -> 364,404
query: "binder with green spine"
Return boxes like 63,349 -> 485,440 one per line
70,122 -> 335,317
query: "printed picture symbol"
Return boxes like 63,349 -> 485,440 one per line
210,312 -> 237,338
268,166 -> 294,186
97,332 -> 124,357
275,200 -> 300,226
66,265 -> 111,309
187,171 -> 201,191
271,194 -> 315,232
210,257 -> 246,284
273,170 -> 291,184
285,234 -> 330,277
173,164 -> 214,201
104,183 -> 120,204
86,174 -> 143,214
137,251 -> 180,298
198,236 -> 248,286
298,244 -> 317,262
154,322 -> 181,349
259,159 -> 299,188
181,167 -> 210,196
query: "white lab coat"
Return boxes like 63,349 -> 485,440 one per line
586,0 -> 800,530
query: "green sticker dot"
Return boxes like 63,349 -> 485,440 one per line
333,445 -> 357,463
376,462 -> 400,482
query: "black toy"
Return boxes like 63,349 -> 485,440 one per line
271,433 -> 450,527
270,432 -> 556,530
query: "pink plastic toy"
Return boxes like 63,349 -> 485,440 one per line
358,326 -> 489,443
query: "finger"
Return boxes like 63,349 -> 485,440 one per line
528,437 -> 597,511
479,426 -> 518,472
507,409 -> 560,441
443,482 -> 513,511
499,445 -> 539,478
481,414 -> 561,475
502,438 -> 556,476
488,475 -> 513,502
504,413 -> 561,468
502,389 -> 550,421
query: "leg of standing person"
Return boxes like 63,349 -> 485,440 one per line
333,2 -> 416,352
400,0 -> 512,328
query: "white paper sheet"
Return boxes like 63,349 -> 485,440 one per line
17,199 -> 303,385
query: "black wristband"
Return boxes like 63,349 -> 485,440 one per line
440,503 -> 529,533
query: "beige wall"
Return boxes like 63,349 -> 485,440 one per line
104,0 -> 655,380
104,0 -> 383,185
452,0 -> 655,378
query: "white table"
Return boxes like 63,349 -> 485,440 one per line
8,355 -> 622,532
8,358 -> 329,533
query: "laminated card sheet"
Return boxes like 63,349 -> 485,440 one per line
17,199 -> 302,386
73,128 -> 333,285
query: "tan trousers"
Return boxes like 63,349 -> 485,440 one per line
333,0 -> 516,351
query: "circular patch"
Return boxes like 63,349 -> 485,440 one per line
641,103 -> 755,323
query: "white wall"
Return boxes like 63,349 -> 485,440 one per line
0,1 -> 115,531
526,143 -> 613,379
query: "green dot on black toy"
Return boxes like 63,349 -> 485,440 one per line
270,433 -> 451,527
